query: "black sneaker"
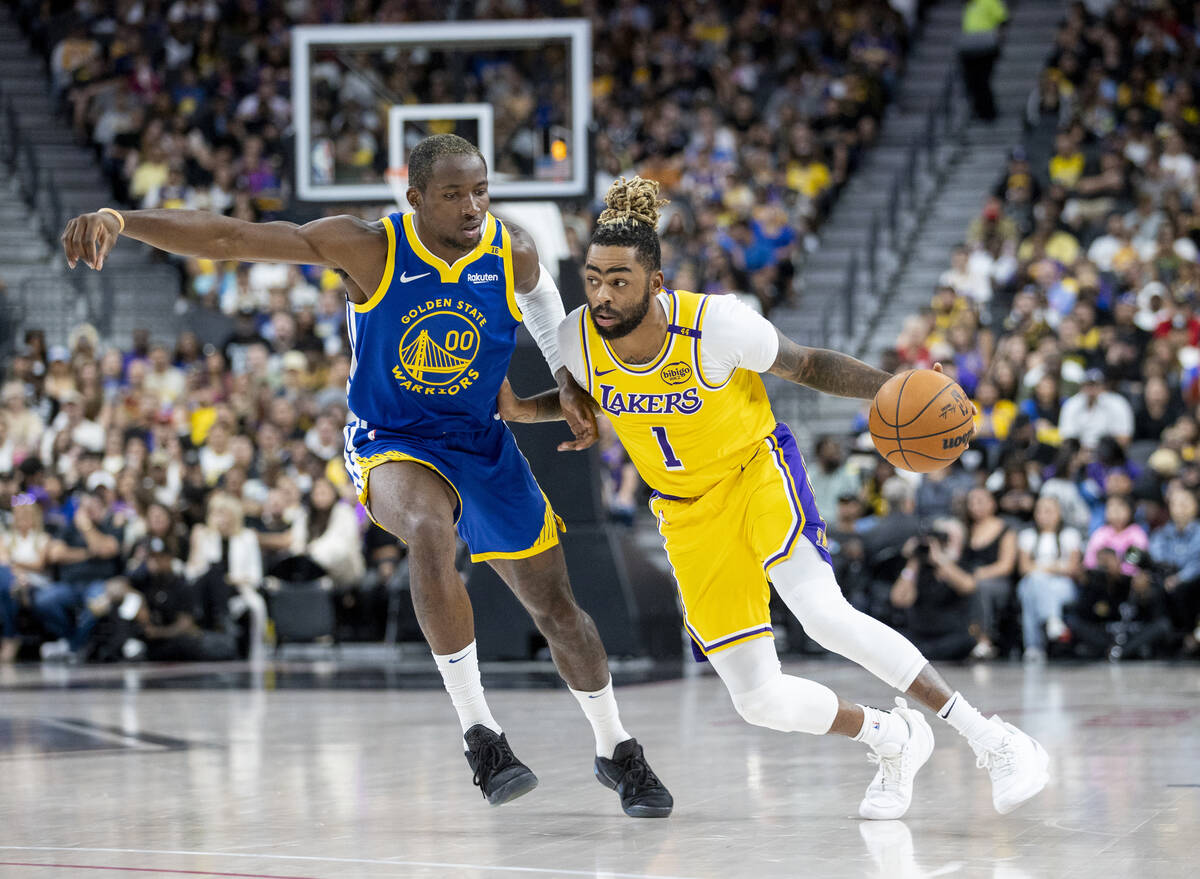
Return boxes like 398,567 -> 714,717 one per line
594,738 -> 673,818
463,724 -> 538,806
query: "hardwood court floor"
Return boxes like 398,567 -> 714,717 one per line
0,658 -> 1195,878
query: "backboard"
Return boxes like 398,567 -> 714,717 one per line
291,20 -> 591,203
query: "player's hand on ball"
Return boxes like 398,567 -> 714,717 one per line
928,363 -> 976,421
61,211 -> 122,270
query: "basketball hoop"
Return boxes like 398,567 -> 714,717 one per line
386,165 -> 410,213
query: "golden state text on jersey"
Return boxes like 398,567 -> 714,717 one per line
344,211 -> 523,436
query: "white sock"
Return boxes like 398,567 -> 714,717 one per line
433,641 -> 501,741
569,677 -> 631,758
939,691 -> 1004,750
853,704 -> 909,752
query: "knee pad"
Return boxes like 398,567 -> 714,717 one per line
730,673 -> 838,735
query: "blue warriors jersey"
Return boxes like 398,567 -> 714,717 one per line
345,211 -> 523,436
342,210 -> 563,563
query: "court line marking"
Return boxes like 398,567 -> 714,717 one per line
0,848 -> 703,879
0,862 -> 320,879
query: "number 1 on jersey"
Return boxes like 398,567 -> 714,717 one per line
651,426 -> 684,470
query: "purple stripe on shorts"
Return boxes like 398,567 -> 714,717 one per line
706,625 -> 775,652
764,423 -> 833,569
688,625 -> 775,663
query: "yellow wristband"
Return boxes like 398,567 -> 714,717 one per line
98,207 -> 125,233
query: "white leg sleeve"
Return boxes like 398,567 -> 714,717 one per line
772,539 -> 928,691
708,637 -> 839,735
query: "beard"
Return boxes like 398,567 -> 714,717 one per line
438,230 -> 476,253
591,282 -> 653,340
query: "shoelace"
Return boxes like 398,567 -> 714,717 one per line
975,737 -> 1017,779
866,749 -> 907,791
619,749 -> 660,792
470,738 -> 510,790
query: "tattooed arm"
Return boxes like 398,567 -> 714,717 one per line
498,381 -> 566,423
496,379 -> 601,451
767,330 -> 892,399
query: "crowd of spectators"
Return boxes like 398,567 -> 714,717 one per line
821,0 -> 1200,664
1,0 -> 915,662
581,0 -> 910,314
0,320 -> 410,663
13,0 -> 1200,666
16,0 -> 914,317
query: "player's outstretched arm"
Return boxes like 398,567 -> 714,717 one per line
767,330 -> 893,399
61,209 -> 385,284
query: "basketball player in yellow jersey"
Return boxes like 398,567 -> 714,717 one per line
500,177 -> 1050,820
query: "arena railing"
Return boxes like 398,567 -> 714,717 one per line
41,170 -> 63,246
816,66 -> 962,358
1,84 -> 58,245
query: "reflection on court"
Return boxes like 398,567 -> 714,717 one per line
0,660 -> 1194,878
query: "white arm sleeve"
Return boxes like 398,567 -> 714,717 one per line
514,264 -> 566,376
557,307 -> 587,387
696,294 -> 781,386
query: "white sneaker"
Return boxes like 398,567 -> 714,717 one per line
970,640 -> 997,661
858,698 -> 935,820
1045,617 -> 1066,641
1022,646 -> 1045,663
39,638 -> 71,662
971,718 -> 1050,814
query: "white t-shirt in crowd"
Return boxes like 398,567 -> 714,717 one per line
1058,390 -> 1134,448
1018,527 -> 1083,566
559,291 -> 780,388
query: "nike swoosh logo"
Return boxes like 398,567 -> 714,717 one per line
588,693 -> 605,699
448,647 -> 474,664
594,367 -> 616,377
400,271 -> 432,283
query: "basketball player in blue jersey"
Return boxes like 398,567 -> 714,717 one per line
60,135 -> 673,818
501,177 -> 1049,820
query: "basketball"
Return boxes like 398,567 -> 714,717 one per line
869,369 -> 975,473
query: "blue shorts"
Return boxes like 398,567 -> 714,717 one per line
344,418 -> 563,563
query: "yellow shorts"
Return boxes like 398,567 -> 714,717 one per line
649,424 -> 830,658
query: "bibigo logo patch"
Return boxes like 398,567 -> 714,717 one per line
659,361 -> 692,385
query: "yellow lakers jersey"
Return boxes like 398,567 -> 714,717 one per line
578,290 -> 777,498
